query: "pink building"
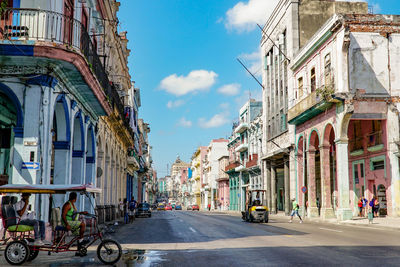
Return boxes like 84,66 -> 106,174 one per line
217,156 -> 230,211
289,14 -> 400,219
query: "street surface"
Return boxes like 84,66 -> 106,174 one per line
2,210 -> 400,266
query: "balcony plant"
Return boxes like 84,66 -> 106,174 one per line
316,85 -> 334,101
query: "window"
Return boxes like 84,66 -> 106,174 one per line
372,160 -> 385,170
370,156 -> 386,177
298,77 -> 303,99
310,68 -> 316,92
280,110 -> 287,132
324,53 -> 331,86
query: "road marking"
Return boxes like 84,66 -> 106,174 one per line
189,227 -> 196,233
319,227 -> 343,233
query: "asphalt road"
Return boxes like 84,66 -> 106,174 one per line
116,210 -> 400,266
1,210 -> 400,266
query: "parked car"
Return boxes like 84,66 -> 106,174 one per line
165,205 -> 173,211
186,205 -> 192,211
192,204 -> 200,211
175,204 -> 182,210
136,203 -> 151,217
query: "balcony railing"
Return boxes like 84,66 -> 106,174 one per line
246,154 -> 258,168
225,161 -> 240,172
0,8 -> 134,140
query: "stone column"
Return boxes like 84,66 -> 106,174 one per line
271,163 -> 277,214
335,138 -> 353,220
284,157 -> 290,215
306,149 -> 319,217
320,145 -> 335,219
388,106 -> 400,216
265,160 -> 272,212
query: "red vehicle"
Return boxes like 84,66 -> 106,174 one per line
165,205 -> 173,211
191,204 -> 200,211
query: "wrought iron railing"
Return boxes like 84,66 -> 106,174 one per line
0,8 -> 134,140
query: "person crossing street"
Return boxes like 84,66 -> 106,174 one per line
289,198 -> 303,223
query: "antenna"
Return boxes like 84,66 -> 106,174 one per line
257,23 -> 290,63
236,58 -> 264,89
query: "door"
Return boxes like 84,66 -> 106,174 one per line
64,0 -> 74,45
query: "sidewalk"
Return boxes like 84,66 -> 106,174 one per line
206,209 -> 400,230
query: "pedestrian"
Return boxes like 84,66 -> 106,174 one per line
289,198 -> 303,223
362,196 -> 368,217
119,198 -> 124,218
369,196 -> 375,218
316,197 -> 321,216
207,203 -> 211,211
129,197 -> 136,223
373,196 -> 380,217
123,198 -> 129,224
357,197 -> 363,217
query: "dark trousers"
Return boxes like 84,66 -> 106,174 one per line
20,219 -> 45,240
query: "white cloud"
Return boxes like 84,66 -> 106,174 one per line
219,102 -> 230,110
167,99 -> 185,109
177,117 -> 192,128
198,112 -> 230,128
225,0 -> 279,32
217,83 -> 241,96
160,70 -> 218,96
240,49 -> 262,77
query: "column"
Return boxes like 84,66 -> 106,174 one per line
265,160 -> 272,212
335,138 -> 353,220
388,106 -> 400,216
271,163 -> 277,214
320,145 -> 335,219
306,149 -> 319,217
284,157 -> 290,216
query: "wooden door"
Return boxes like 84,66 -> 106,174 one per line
63,0 -> 74,45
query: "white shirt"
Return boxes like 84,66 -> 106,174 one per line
14,200 -> 29,220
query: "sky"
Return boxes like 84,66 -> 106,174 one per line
118,0 -> 399,177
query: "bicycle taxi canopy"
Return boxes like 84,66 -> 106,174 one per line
0,184 -> 102,194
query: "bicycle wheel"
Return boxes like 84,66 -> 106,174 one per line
5,240 -> 30,265
97,239 -> 122,265
27,248 -> 39,262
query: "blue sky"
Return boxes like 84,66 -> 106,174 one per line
118,0 -> 399,177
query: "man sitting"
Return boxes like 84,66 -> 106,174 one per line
61,192 -> 89,247
14,193 -> 48,246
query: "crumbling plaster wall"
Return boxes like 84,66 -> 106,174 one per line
299,0 -> 368,48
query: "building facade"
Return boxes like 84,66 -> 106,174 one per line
289,13 -> 400,219
260,0 -> 368,216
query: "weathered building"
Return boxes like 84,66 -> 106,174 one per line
261,0 -> 368,216
289,14 -> 400,219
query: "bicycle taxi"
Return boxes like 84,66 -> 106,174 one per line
0,184 -> 122,265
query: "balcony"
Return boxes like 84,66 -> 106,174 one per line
235,122 -> 249,134
0,8 -> 134,139
235,143 -> 248,153
246,154 -> 258,168
127,149 -> 140,170
288,85 -> 335,126
225,161 -> 240,172
367,131 -> 384,152
235,165 -> 246,172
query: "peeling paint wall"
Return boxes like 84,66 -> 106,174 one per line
299,0 -> 368,48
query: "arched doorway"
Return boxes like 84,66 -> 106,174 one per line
377,184 -> 387,216
50,95 -> 70,208
297,136 -> 305,208
321,124 -> 337,218
72,111 -> 85,209
0,90 -> 18,185
308,130 -> 320,217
